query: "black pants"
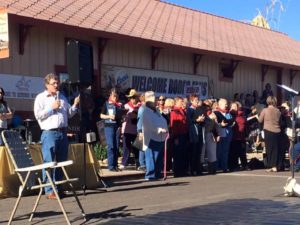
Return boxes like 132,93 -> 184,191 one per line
228,140 -> 247,170
189,142 -> 203,174
264,130 -> 280,168
278,133 -> 289,170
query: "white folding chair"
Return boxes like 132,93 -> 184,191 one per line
1,130 -> 86,225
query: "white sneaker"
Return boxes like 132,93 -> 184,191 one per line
118,165 -> 125,170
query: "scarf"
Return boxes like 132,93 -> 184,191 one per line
127,101 -> 140,110
108,97 -> 122,107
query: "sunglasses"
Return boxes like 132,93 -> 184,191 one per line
158,99 -> 165,101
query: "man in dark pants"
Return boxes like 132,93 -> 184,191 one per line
34,73 -> 80,199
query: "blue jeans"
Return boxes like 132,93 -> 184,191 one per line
145,139 -> 164,179
104,126 -> 119,170
41,130 -> 68,194
0,128 -> 4,146
139,150 -> 146,167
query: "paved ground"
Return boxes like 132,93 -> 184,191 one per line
1,170 -> 300,225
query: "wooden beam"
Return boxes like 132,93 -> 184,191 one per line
221,59 -> 240,78
19,24 -> 32,55
193,54 -> 202,74
290,69 -> 298,86
98,38 -> 108,65
97,38 -> 108,96
276,68 -> 283,105
261,64 -> 269,82
151,47 -> 161,70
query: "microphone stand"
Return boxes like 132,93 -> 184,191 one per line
76,85 -> 87,195
290,94 -> 296,178
77,85 -> 108,195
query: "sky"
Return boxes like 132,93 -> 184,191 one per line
165,0 -> 300,42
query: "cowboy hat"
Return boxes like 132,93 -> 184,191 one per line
126,89 -> 138,98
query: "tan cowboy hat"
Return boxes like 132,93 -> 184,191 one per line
126,89 -> 138,98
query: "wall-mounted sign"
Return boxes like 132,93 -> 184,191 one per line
102,65 -> 209,99
0,8 -> 9,59
0,74 -> 44,99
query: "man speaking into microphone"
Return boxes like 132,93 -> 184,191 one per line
34,73 -> 80,200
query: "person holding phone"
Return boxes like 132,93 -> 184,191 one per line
187,94 -> 205,176
0,87 -> 13,145
100,89 -> 122,172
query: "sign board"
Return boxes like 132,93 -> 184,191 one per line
0,74 -> 44,99
101,65 -> 209,99
0,8 -> 9,59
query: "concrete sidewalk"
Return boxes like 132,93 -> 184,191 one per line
1,169 -> 300,225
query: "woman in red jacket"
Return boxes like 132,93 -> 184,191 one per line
170,97 -> 188,177
229,102 -> 247,171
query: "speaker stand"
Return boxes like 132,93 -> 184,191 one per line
76,85 -> 108,195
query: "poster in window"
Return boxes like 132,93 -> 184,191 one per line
0,8 -> 9,59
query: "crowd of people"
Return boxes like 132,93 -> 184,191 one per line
0,79 -> 297,186
99,83 -> 296,180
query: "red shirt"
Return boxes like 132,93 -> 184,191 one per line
231,110 -> 246,141
170,107 -> 188,137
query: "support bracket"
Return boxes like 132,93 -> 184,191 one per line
290,69 -> 298,86
19,24 -> 32,55
151,47 -> 161,70
261,64 -> 269,82
193,54 -> 202,74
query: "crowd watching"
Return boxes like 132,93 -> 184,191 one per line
100,83 -> 295,180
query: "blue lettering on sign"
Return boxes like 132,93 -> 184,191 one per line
168,79 -> 190,95
116,74 -> 129,85
131,76 -> 167,93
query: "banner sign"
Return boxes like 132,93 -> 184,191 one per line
102,65 -> 209,98
0,74 -> 44,99
0,8 -> 9,59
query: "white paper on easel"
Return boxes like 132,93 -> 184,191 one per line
277,84 -> 299,95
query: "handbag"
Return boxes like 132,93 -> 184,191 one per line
132,134 -> 143,150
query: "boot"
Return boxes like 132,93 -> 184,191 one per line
208,162 -> 217,175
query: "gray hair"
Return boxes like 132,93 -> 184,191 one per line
145,91 -> 155,102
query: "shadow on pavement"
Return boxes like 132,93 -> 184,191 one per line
109,181 -> 190,193
82,181 -> 190,196
96,198 -> 300,225
83,205 -> 142,224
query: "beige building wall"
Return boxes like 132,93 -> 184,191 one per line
0,21 -> 299,112
0,21 -> 98,112
102,39 -> 287,100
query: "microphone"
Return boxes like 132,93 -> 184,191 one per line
55,91 -> 61,110
55,91 -> 59,100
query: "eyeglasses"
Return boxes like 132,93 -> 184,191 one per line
158,99 -> 165,101
48,82 -> 59,86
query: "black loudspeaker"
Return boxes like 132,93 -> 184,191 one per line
66,40 -> 93,84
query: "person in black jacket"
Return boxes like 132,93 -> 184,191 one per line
187,95 -> 205,175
